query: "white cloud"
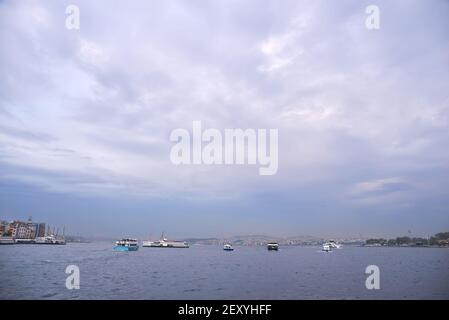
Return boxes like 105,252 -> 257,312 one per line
1,0 -> 448,215
351,177 -> 405,195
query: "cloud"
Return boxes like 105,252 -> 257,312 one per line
0,0 -> 449,235
351,177 -> 406,194
346,177 -> 412,205
257,9 -> 312,73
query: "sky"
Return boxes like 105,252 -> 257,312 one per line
0,0 -> 448,239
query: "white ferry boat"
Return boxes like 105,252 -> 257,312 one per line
142,233 -> 189,248
267,242 -> 279,251
35,235 -> 66,245
0,237 -> 14,245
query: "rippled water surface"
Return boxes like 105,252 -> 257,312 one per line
1,243 -> 448,299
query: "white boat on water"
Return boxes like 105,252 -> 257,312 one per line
0,237 -> 14,245
35,235 -> 66,245
223,244 -> 234,251
328,240 -> 342,249
114,238 -> 139,251
142,233 -> 189,248
322,243 -> 331,252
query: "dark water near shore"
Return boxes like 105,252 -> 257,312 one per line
0,243 -> 448,299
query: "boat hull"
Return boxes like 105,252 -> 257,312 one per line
34,242 -> 66,245
15,238 -> 66,245
114,245 -> 139,251
142,241 -> 189,248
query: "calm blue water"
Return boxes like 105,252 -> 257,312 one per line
0,243 -> 448,299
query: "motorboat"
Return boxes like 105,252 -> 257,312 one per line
328,240 -> 342,249
223,244 -> 234,251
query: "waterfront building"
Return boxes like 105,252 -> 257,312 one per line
8,218 -> 46,239
0,220 -> 11,236
36,223 -> 46,237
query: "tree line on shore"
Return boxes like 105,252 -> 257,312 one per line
365,232 -> 449,246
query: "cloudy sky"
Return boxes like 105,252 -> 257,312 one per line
1,0 -> 448,238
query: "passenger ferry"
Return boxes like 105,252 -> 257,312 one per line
34,235 -> 66,245
0,237 -> 14,245
114,238 -> 139,251
142,233 -> 189,248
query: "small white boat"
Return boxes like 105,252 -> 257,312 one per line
328,240 -> 342,249
322,243 -> 331,252
267,242 -> 279,251
223,244 -> 234,251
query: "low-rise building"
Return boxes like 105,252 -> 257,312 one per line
0,220 -> 11,236
8,219 -> 46,239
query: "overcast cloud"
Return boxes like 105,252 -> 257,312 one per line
1,0 -> 448,238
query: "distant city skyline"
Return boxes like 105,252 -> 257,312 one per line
1,0 -> 449,239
